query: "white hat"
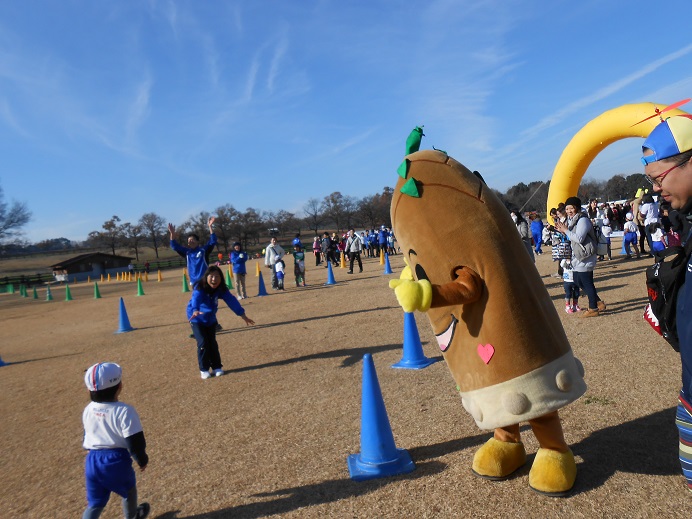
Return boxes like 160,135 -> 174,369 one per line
85,362 -> 122,391
626,212 -> 634,221
602,218 -> 610,225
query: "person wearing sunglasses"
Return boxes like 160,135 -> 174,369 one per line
641,114 -> 692,493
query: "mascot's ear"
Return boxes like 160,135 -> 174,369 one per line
472,170 -> 486,185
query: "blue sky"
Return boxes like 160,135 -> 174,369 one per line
2,0 -> 692,243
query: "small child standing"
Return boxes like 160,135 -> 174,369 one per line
649,222 -> 666,253
293,245 -> 306,287
560,259 -> 581,314
623,212 -> 641,259
274,260 -> 285,290
82,362 -> 150,519
600,217 -> 613,260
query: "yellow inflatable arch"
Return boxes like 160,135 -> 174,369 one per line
546,102 -> 689,215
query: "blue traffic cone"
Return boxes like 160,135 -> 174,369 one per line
392,312 -> 441,369
325,262 -> 337,285
383,254 -> 393,275
257,272 -> 268,296
347,354 -> 415,481
115,297 -> 135,333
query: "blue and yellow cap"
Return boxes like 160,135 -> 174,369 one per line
642,115 -> 692,165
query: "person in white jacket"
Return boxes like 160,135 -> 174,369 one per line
264,237 -> 285,290
345,229 -> 363,274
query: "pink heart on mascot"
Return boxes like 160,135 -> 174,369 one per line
477,343 -> 495,364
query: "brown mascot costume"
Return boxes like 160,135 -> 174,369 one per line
389,128 -> 586,496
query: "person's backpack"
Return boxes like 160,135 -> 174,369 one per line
643,235 -> 692,351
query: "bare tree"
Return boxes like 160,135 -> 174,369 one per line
302,198 -> 323,235
275,210 -> 299,237
214,204 -> 240,254
121,222 -> 145,261
0,184 -> 31,243
342,195 -> 358,230
139,212 -> 166,258
321,192 -> 347,232
357,195 -> 378,229
357,188 -> 392,229
262,211 -> 278,235
88,216 -> 123,255
238,208 -> 263,249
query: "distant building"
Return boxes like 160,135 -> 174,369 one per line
49,253 -> 134,282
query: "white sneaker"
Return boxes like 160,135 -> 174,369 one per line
214,369 -> 224,377
200,371 -> 211,379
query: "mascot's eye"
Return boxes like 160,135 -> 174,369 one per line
414,264 -> 428,281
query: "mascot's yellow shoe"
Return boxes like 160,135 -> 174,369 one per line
472,438 -> 527,480
528,448 -> 577,497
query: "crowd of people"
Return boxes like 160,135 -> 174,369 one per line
311,226 -> 398,267
512,190 -> 679,319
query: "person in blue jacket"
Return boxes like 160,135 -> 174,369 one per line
641,114 -> 692,493
530,213 -> 544,255
378,225 -> 389,257
168,216 -> 218,287
229,242 -> 248,299
187,265 -> 255,379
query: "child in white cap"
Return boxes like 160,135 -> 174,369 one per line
622,212 -> 641,259
82,362 -> 150,519
600,217 -> 613,260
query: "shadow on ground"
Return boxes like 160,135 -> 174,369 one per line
153,407 -> 679,517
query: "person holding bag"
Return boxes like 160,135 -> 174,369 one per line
554,196 -> 606,318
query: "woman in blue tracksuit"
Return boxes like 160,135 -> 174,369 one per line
187,265 -> 255,379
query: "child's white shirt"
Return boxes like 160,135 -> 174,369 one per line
601,225 -> 612,238
83,401 -> 143,450
624,221 -> 638,233
560,259 -> 574,283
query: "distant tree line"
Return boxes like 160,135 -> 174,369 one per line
0,173 -> 649,257
77,188 -> 394,260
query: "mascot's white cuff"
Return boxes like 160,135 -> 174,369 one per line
459,351 -> 586,430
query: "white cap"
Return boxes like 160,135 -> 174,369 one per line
602,218 -> 610,225
85,362 -> 122,391
626,212 -> 634,220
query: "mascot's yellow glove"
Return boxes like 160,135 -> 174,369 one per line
399,263 -> 414,282
389,277 -> 432,313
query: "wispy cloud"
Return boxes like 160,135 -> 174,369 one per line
518,43 -> 692,143
0,97 -> 30,138
243,55 -> 260,102
290,126 -> 380,168
125,75 -> 152,147
267,34 -> 288,93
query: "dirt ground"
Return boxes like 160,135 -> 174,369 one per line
0,244 -> 688,518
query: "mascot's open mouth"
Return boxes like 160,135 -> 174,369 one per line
435,315 -> 457,352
